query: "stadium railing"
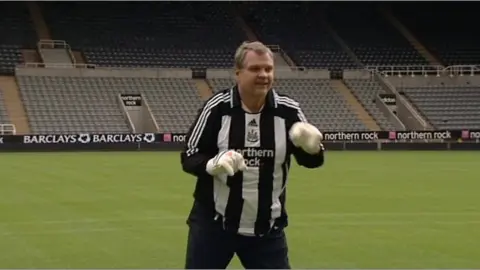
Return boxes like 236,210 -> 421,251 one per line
0,124 -> 16,135
343,68 -> 431,131
266,44 -> 297,68
37,39 -> 77,65
365,65 -> 480,77
16,62 -> 96,69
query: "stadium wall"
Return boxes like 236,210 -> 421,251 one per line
0,130 -> 479,152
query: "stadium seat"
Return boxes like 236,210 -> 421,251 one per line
16,75 -> 204,134
82,48 -> 234,69
343,78 -> 397,130
325,3 -> 429,67
41,2 -> 246,68
208,77 -> 369,132
4,1 -> 480,135
241,2 -> 359,71
0,89 -> 10,125
17,75 -> 132,134
140,78 -> 204,133
0,2 -> 37,75
399,84 -> 480,129
393,3 -> 480,66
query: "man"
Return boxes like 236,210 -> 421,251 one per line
180,41 -> 325,269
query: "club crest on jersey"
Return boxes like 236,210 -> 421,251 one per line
246,129 -> 259,143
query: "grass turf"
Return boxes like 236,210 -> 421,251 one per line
0,151 -> 479,268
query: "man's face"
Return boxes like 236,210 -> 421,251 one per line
236,50 -> 274,98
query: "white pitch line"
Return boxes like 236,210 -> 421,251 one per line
295,220 -> 480,226
1,212 -> 479,226
0,226 -> 184,236
2,220 -> 480,236
296,212 -> 480,217
0,215 -> 186,226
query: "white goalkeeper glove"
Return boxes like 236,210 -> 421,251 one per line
289,122 -> 324,154
206,150 -> 247,177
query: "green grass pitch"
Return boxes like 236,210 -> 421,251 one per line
0,151 -> 479,268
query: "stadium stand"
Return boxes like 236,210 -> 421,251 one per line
0,89 -> 10,125
387,75 -> 480,130
0,45 -> 23,75
325,3 -> 429,67
392,3 -> 480,66
343,78 -> 397,130
15,73 -> 203,134
0,2 -> 37,75
207,78 -> 233,93
404,86 -> 480,130
40,2 -> 246,68
208,77 -> 370,131
16,75 -> 132,134
141,78 -> 203,133
1,2 -> 479,135
241,2 -> 359,70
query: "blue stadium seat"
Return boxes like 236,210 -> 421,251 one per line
393,3 -> 480,66
41,2 -> 246,68
325,3 -> 429,67
0,2 -> 37,74
242,2 -> 359,70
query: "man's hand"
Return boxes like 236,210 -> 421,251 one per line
289,122 -> 324,154
206,150 -> 247,176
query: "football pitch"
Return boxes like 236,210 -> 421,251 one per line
0,151 -> 479,269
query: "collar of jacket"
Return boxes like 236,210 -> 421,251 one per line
230,85 -> 277,110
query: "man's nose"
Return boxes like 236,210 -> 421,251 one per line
258,71 -> 267,78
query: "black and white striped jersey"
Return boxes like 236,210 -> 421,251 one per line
180,85 -> 325,237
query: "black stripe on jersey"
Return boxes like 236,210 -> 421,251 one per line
278,157 -> 290,226
223,109 -> 245,233
254,109 -> 275,236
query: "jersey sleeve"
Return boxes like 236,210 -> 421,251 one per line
180,98 -> 220,177
289,103 -> 325,169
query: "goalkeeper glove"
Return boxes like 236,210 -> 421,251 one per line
289,122 -> 324,154
206,150 -> 247,177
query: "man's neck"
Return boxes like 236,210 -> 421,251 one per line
239,90 -> 266,113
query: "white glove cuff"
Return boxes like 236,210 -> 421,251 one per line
206,150 -> 229,176
206,158 -> 216,176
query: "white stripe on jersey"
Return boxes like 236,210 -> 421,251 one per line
186,92 -> 230,156
276,96 -> 308,123
213,113 -> 288,236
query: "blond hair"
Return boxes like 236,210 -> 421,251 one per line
234,41 -> 273,69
